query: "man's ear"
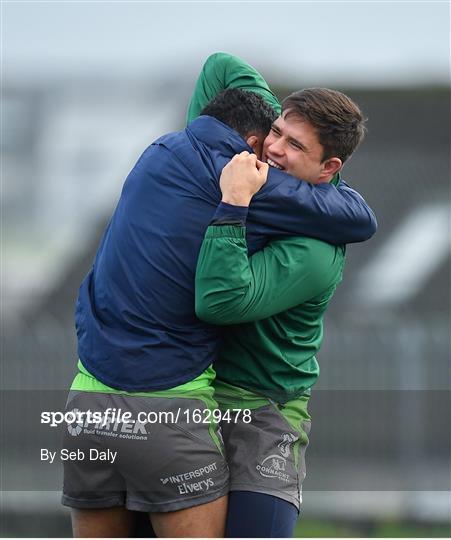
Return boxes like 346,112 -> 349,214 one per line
245,135 -> 263,159
319,157 -> 342,182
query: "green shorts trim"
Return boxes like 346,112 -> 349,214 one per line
214,379 -> 310,432
73,360 -> 216,396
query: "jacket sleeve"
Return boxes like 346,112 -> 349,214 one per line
195,225 -> 344,325
186,52 -> 281,123
248,173 -> 378,244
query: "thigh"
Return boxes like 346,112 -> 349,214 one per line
150,494 -> 228,538
225,491 -> 298,538
71,506 -> 136,537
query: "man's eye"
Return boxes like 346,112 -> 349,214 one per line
290,142 -> 302,150
271,127 -> 281,135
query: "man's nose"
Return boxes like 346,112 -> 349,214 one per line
269,137 -> 285,156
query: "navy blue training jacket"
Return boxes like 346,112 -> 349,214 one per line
76,116 -> 376,391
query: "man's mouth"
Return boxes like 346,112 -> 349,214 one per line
266,158 -> 284,170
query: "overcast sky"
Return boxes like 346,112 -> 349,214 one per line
3,1 -> 450,86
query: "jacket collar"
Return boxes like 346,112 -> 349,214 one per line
187,115 -> 253,157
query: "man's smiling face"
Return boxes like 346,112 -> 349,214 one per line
262,111 -> 331,184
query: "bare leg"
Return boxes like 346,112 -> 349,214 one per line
150,495 -> 228,538
71,507 -> 136,537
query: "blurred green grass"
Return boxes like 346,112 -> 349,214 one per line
294,519 -> 451,537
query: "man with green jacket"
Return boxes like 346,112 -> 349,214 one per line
190,53 -> 366,536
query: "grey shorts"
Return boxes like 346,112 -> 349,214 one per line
61,390 -> 229,513
215,384 -> 311,511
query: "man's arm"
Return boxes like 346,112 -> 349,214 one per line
195,223 -> 343,325
245,172 -> 377,244
186,52 -> 281,123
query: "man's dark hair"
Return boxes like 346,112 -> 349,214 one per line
200,88 -> 277,140
282,88 -> 366,163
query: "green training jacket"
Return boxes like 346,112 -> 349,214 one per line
191,53 -> 346,403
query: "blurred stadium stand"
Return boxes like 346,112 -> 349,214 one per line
2,83 -> 450,535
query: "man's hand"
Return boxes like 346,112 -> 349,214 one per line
220,151 -> 269,207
